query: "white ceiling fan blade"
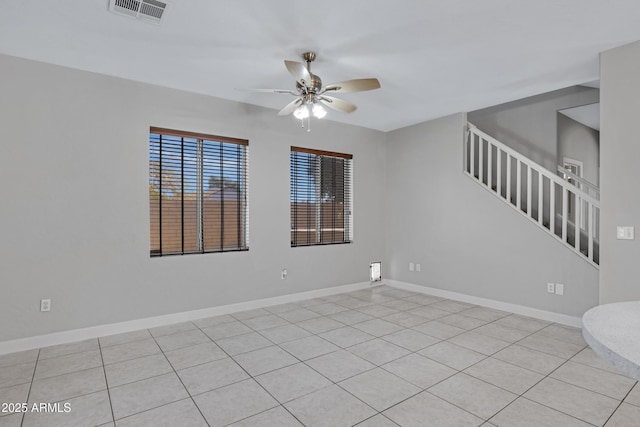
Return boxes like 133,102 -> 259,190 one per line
277,97 -> 303,116
236,88 -> 297,95
285,60 -> 312,86
322,78 -> 381,93
318,96 -> 357,113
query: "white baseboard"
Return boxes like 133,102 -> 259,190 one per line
384,279 -> 582,328
0,281 -> 374,356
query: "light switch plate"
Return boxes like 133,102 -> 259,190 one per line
617,226 -> 635,240
555,283 -> 564,296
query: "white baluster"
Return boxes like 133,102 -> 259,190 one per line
516,160 -> 522,210
562,188 -> 568,242
538,172 -> 543,225
487,143 -> 492,190
527,165 -> 532,217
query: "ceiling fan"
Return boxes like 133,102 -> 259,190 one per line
245,52 -> 381,129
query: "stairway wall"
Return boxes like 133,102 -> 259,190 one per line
468,86 -> 599,172
384,113 -> 598,317
600,41 -> 640,304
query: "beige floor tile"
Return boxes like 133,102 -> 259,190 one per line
256,363 -> 331,403
228,406 -> 303,426
356,305 -> 400,318
104,353 -> 172,387
242,315 -> 290,331
39,339 -> 99,360
348,339 -> 411,366
164,342 -> 227,370
306,350 -> 374,382
605,402 -> 640,427
258,324 -> 311,344
201,321 -> 252,340
116,398 -> 207,427
101,339 -> 160,365
419,341 -> 486,370
154,329 -> 210,352
473,323 -> 531,343
0,350 -> 38,369
265,303 -> 300,314
448,332 -> 511,355
550,361 -> 636,400
430,300 -> 475,313
233,346 -> 298,376
381,329 -> 439,352
406,306 -> 451,320
458,307 -> 510,322
178,357 -> 248,395
437,314 -> 489,330
464,357 -> 544,394
352,319 -> 404,338
625,382 -> 640,407
311,303 -> 350,316
0,362 -> 35,388
380,299 -> 422,312
277,308 -> 321,323
571,347 -> 621,374
494,315 -> 550,333
193,379 -> 278,426
523,377 -> 619,426
339,368 -> 421,411
29,366 -> 106,404
193,314 -> 236,328
110,372 -> 188,419
0,413 -> 22,427
99,330 -> 152,348
279,336 -> 340,361
536,324 -> 586,346
384,391 -> 482,427
382,353 -> 456,389
429,373 -> 517,419
489,397 -> 591,427
328,310 -> 374,324
34,350 -> 102,380
230,308 -> 270,321
512,334 -> 583,359
412,320 -> 466,340
296,316 -> 345,334
215,332 -> 272,355
354,414 -> 399,426
149,321 -> 196,338
285,384 -> 376,427
0,383 -> 30,413
382,311 -> 429,328
319,326 -> 375,348
492,344 -> 565,375
22,390 -> 112,427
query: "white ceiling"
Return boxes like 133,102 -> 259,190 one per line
0,0 -> 638,131
559,103 -> 600,130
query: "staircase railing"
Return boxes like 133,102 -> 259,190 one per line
556,165 -> 600,200
464,123 -> 599,267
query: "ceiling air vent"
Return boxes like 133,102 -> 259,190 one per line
109,0 -> 167,24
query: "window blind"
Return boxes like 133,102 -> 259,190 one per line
149,127 -> 248,256
290,146 -> 352,247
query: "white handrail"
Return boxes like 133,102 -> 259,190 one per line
556,165 -> 600,200
465,122 -> 599,267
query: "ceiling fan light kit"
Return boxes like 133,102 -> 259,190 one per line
246,51 -> 380,131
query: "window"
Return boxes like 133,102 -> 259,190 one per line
149,127 -> 248,256
290,146 -> 352,247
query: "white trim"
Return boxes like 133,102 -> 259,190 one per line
0,281 -> 373,355
384,279 -> 582,328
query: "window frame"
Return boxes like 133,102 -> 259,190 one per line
149,127 -> 249,257
290,146 -> 353,247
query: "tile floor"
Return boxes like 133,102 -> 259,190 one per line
1,284 -> 639,427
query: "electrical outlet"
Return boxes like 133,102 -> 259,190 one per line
555,283 -> 564,295
281,269 -> 287,280
547,283 -> 555,294
40,299 -> 51,312
416,263 -> 421,272
409,262 -> 414,271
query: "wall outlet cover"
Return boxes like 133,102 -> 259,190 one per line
555,283 -> 564,295
547,283 -> 555,293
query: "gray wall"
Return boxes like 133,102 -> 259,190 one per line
468,86 -> 599,172
384,113 -> 599,317
557,114 -> 600,187
600,41 -> 640,303
0,54 -> 386,342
